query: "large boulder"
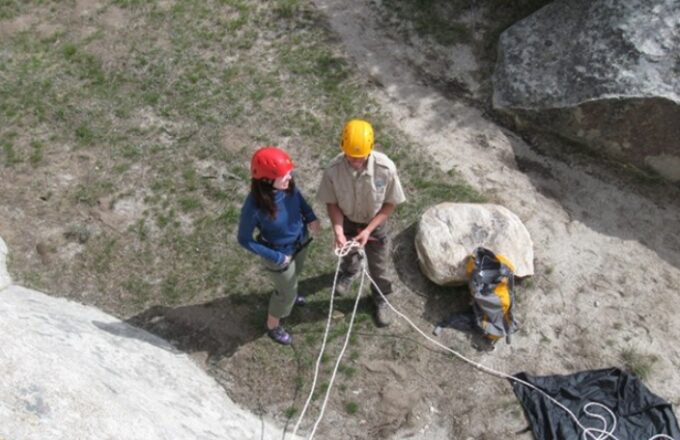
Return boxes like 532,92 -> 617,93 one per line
493,0 -> 680,182
0,237 -> 298,440
415,203 -> 534,285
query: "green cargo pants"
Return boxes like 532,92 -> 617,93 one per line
261,244 -> 309,319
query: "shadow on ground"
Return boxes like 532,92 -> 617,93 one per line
391,223 -> 498,349
116,272 -> 372,361
506,131 -> 680,272
392,223 -> 468,309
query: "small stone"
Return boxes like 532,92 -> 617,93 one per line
36,242 -> 52,264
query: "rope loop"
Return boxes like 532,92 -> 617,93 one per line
333,240 -> 362,257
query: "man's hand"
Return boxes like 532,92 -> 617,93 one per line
308,219 -> 321,236
353,228 -> 374,247
334,231 -> 348,249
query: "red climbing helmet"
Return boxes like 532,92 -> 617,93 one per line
250,146 -> 294,180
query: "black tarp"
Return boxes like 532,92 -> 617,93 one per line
511,368 -> 680,440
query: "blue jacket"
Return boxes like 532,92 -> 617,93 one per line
237,187 -> 317,265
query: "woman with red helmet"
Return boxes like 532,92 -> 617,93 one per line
237,146 -> 320,345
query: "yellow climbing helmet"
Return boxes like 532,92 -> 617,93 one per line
341,119 -> 374,158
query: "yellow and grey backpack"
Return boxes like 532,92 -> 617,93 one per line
466,247 -> 518,344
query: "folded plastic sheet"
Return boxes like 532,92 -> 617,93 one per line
511,368 -> 680,440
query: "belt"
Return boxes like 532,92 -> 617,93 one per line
256,233 -> 304,250
343,217 -> 369,229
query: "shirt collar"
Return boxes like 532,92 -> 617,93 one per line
343,153 -> 374,177
365,153 -> 375,177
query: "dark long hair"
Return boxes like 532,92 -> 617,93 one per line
251,177 -> 296,219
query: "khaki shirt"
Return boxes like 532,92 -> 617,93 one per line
316,151 -> 406,224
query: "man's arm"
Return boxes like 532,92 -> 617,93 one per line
353,203 -> 395,247
327,203 -> 347,248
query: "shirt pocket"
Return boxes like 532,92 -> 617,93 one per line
372,176 -> 388,205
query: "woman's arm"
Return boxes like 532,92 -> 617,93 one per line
297,188 -> 318,224
297,188 -> 321,235
237,197 -> 286,265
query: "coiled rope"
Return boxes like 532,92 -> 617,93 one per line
288,241 -> 676,440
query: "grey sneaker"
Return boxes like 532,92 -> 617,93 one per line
334,273 -> 356,297
267,326 -> 293,345
374,300 -> 393,327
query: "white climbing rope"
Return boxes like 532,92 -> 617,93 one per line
306,252 -> 366,439
289,242 -> 676,440
290,241 -> 363,439
361,267 -> 676,440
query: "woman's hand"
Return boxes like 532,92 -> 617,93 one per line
279,254 -> 292,268
308,219 -> 321,236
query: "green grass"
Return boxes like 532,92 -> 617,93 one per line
20,270 -> 47,290
123,277 -> 151,304
0,3 -> 505,436
64,224 -> 92,244
274,0 -> 300,18
284,406 -> 298,418
621,348 -> 658,380
72,181 -> 115,206
381,0 -> 472,46
344,401 -> 359,415
338,364 -> 356,378
0,0 -> 30,20
2,0 -> 483,370
160,276 -> 182,304
2,142 -> 20,166
178,196 -> 202,213
29,140 -> 44,165
91,237 -> 118,274
112,0 -> 144,8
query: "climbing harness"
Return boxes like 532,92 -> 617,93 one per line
286,241 -> 676,440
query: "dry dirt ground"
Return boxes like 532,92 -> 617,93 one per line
2,1 -> 680,439
207,2 -> 680,438
293,0 -> 680,438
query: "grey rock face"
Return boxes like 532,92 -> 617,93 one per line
493,0 -> 680,181
415,203 -> 534,286
0,237 -> 10,290
0,237 -> 298,440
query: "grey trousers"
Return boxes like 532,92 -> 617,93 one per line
341,217 -> 392,300
261,245 -> 309,319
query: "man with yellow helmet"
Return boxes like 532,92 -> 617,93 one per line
316,119 -> 406,326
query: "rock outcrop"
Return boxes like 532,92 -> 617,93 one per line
493,0 -> 680,181
415,203 -> 534,285
0,236 -> 297,440
0,237 -> 10,290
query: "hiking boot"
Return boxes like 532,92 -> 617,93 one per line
267,326 -> 293,345
374,300 -> 393,327
294,295 -> 307,307
334,273 -> 356,297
